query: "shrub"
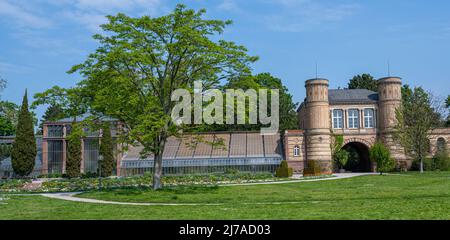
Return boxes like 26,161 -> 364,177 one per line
81,172 -> 99,179
424,149 -> 450,171
275,160 -> 293,178
369,141 -> 394,175
437,151 -> 450,171
224,168 -> 240,175
331,135 -> 345,170
334,149 -> 349,170
303,160 -> 322,177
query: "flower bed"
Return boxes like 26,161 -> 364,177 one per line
0,173 -> 293,193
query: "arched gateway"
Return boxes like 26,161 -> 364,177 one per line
342,141 -> 372,172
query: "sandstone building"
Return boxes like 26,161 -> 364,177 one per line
285,76 -> 450,173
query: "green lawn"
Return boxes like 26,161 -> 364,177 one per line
1,172 -> 450,219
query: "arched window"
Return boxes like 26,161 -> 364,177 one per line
293,145 -> 300,157
437,138 -> 446,153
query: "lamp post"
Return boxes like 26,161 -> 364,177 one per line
98,154 -> 103,190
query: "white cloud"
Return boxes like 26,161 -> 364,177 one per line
73,0 -> 161,14
0,61 -> 32,74
267,0 -> 361,32
58,0 -> 163,32
61,10 -> 108,32
218,0 -> 241,12
0,0 -> 53,28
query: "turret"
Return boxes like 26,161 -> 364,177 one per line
377,77 -> 402,132
304,78 -> 332,174
377,76 -> 410,168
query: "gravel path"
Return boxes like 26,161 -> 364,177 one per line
38,173 -> 376,206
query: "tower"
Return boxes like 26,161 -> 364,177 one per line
377,77 -> 402,131
377,77 -> 409,167
304,78 -> 333,174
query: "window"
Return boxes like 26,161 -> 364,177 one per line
47,140 -> 63,174
364,109 -> 375,128
437,138 -> 446,153
348,109 -> 360,129
84,139 -> 100,173
293,145 -> 300,157
332,109 -> 344,129
47,125 -> 63,137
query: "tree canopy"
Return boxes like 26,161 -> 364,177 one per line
0,78 -> 20,136
32,86 -> 88,122
67,4 -> 257,189
348,74 -> 378,92
192,73 -> 298,132
394,87 -> 440,173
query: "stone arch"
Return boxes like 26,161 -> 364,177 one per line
341,137 -> 374,172
343,137 -> 374,149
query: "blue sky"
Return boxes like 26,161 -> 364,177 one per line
1,0 -> 450,120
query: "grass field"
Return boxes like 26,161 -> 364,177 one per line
1,172 -> 450,219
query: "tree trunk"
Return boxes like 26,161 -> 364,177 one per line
152,137 -> 166,190
152,152 -> 163,190
420,158 -> 424,174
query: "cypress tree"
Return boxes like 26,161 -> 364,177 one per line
99,124 -> 115,177
11,90 -> 36,177
66,122 -> 82,178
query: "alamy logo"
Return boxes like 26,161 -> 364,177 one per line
171,81 -> 279,135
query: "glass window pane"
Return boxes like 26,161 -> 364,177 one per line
364,109 -> 374,128
333,110 -> 343,129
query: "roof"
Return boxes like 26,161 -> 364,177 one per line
48,113 -> 118,124
122,132 -> 283,161
328,89 -> 378,104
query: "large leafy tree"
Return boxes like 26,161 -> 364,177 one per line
0,116 -> 15,136
0,78 -> 20,136
394,87 -> 440,173
32,86 -> 88,121
196,73 -> 298,132
255,73 -> 298,131
0,144 -> 12,165
68,5 -> 257,189
11,90 -> 37,177
99,123 -> 115,177
348,74 -> 378,92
